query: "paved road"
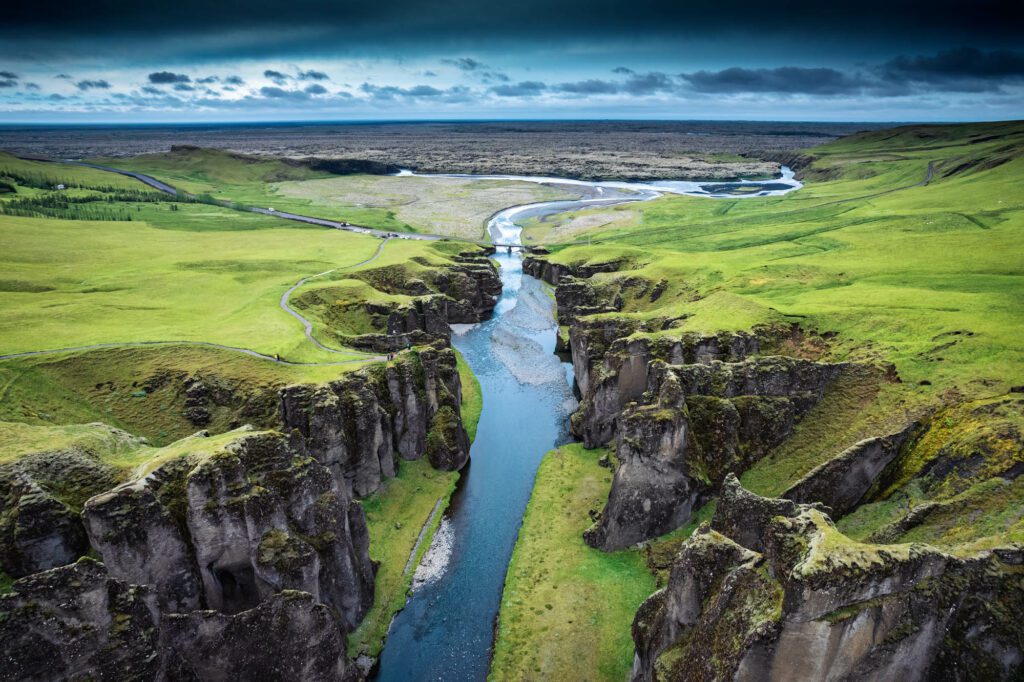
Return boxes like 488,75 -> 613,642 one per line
56,158 -> 525,248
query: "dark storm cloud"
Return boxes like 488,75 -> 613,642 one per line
196,75 -> 219,83
680,67 -> 865,95
224,75 -> 245,85
141,86 -> 162,95
76,79 -> 111,90
0,72 -> 17,88
490,80 -> 547,97
148,71 -> 190,84
360,83 -> 472,103
259,86 -> 307,99
298,69 -> 329,80
173,83 -> 195,91
2,0 -> 1021,63
621,71 -> 675,94
263,70 -> 290,84
304,83 -> 328,94
877,47 -> 1024,92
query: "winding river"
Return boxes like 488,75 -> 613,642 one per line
375,170 -> 801,680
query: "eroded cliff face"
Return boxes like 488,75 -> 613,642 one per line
585,357 -> 843,550
0,242 -> 492,678
0,558 -> 362,682
0,558 -> 161,681
302,249 -> 502,353
529,253 -> 843,551
83,430 -> 375,630
632,476 -> 1024,682
0,445 -> 123,577
280,342 -> 470,497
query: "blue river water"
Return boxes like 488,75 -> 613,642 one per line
375,250 -> 576,680
375,169 -> 802,680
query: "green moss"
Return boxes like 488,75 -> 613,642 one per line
455,349 -> 482,443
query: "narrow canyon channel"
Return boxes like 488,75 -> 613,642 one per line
374,170 -> 802,680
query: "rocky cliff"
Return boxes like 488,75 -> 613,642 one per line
585,357 -> 843,550
83,430 -> 376,629
525,252 -> 844,551
632,476 -> 1024,682
0,444 -> 123,577
0,557 -> 363,681
301,249 -> 501,353
280,342 -> 470,498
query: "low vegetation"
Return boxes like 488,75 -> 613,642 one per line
91,146 -> 581,238
494,121 -> 1024,677
494,444 -> 665,680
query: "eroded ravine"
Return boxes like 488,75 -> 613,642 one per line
375,170 -> 803,680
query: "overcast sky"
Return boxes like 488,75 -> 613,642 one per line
1,0 -> 1022,123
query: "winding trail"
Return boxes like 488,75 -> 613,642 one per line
0,340 -> 373,366
279,237 -> 391,353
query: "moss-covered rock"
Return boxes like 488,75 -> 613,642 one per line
587,357 -> 843,550
631,479 -> 1024,682
0,558 -> 160,681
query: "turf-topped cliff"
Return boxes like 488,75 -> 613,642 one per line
0,151 -> 501,674
500,121 -> 1024,679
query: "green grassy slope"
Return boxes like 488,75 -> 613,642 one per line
494,121 -> 1024,678
540,122 -> 1023,398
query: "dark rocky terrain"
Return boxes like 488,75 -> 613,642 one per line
0,120 -> 884,180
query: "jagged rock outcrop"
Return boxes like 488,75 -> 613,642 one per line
280,343 -> 470,497
333,250 -> 501,353
84,431 -> 375,631
632,476 -> 1024,682
84,455 -> 204,613
0,558 -> 161,681
784,422 -> 919,517
161,590 -> 357,681
0,559 -> 363,681
586,357 -> 843,550
0,446 -> 122,577
571,325 -> 761,448
523,255 -> 627,286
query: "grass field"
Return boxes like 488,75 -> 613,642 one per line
492,121 -> 1024,678
351,458 -> 460,658
91,147 -> 581,237
492,444 -> 705,680
492,444 -> 654,681
536,123 -> 1024,398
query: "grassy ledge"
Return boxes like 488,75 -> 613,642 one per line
350,458 -> 459,658
491,444 -> 656,680
348,348 -> 481,658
